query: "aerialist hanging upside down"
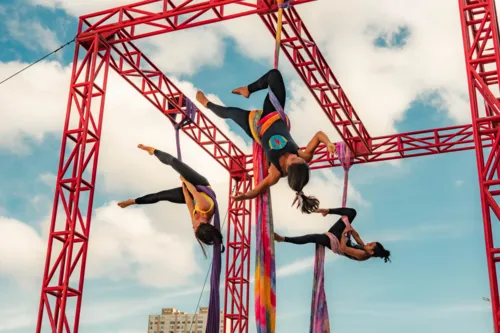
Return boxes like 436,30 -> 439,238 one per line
117,144 -> 223,257
274,207 -> 391,262
196,69 -> 336,214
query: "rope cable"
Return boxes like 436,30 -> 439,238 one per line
0,38 -> 75,86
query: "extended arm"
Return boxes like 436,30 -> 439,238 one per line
233,173 -> 280,201
298,131 -> 335,162
351,229 -> 365,247
182,178 -> 212,212
340,232 -> 369,261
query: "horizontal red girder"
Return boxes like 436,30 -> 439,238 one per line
241,123 -> 491,170
79,0 -> 314,42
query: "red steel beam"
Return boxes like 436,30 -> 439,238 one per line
105,30 -> 248,173
259,7 -> 372,154
459,0 -> 500,331
37,35 -> 111,333
302,123 -> 494,170
224,174 -> 252,333
78,0 -> 314,43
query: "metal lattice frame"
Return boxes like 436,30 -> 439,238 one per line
36,0 -> 500,332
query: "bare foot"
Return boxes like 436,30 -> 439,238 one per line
274,232 -> 284,242
231,86 -> 250,98
196,90 -> 209,108
118,199 -> 135,208
137,144 -> 155,155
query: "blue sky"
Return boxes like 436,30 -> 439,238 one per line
0,1 -> 496,333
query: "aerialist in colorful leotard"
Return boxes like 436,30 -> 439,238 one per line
274,207 -> 391,262
196,69 -> 336,214
117,144 -> 223,256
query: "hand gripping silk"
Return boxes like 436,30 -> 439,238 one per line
309,142 -> 353,333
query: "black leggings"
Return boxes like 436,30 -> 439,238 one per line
283,208 -> 357,249
206,69 -> 286,139
135,150 -> 210,205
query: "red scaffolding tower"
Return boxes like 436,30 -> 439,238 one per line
35,0 -> 500,332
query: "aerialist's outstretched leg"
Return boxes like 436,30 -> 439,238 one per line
196,69 -> 287,139
327,207 -> 357,239
195,92 -> 254,139
274,232 -> 331,249
233,68 -> 286,116
139,145 -> 210,186
117,144 -> 209,208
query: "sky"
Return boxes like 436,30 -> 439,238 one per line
0,0 -> 497,332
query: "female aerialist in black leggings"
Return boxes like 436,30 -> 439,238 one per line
274,207 -> 391,262
117,144 -> 223,257
196,69 -> 336,214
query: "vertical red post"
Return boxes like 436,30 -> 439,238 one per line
224,169 -> 253,333
459,0 -> 500,331
36,33 -> 111,333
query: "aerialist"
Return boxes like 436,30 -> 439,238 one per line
196,69 -> 336,214
274,207 -> 391,262
117,144 -> 223,256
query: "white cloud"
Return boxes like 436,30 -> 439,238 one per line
38,172 -> 56,187
28,0 -> 140,17
0,217 -> 45,284
0,304 -> 37,332
146,28 -> 226,76
22,0 -> 476,143
0,61 -> 70,153
370,223 -> 464,243
6,19 -> 62,57
0,201 -> 202,289
84,202 -> 200,288
455,179 -> 464,187
276,253 -> 338,279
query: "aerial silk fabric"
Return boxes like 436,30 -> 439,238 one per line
173,97 -> 222,333
309,142 -> 353,333
253,141 -> 276,333
196,185 -> 222,333
252,83 -> 292,333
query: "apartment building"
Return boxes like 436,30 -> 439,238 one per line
148,307 -> 228,333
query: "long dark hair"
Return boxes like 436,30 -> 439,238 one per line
372,242 -> 391,263
195,223 -> 225,258
287,162 -> 319,214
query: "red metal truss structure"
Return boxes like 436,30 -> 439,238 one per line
35,0 -> 500,332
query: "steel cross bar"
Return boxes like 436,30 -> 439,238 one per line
78,0 -> 314,42
240,123 -> 492,170
459,0 -> 500,331
98,30 -> 249,173
259,7 -> 372,153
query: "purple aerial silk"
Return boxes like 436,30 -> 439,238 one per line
174,97 -> 222,333
175,98 -> 196,161
196,185 -> 222,333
